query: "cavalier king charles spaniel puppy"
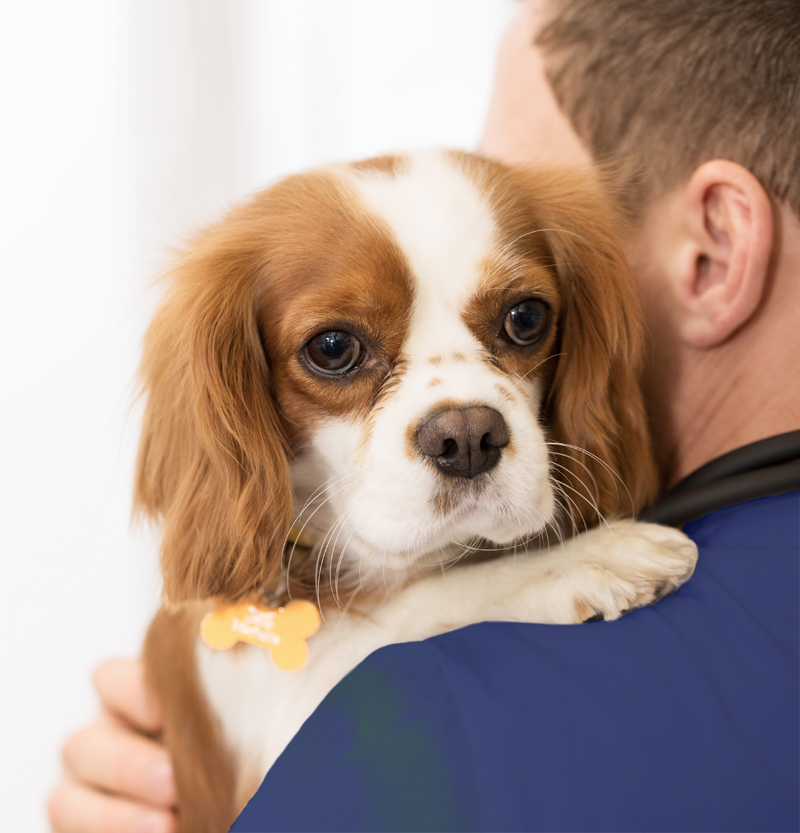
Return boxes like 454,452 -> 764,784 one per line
136,150 -> 697,832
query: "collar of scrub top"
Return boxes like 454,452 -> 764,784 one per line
641,430 -> 800,527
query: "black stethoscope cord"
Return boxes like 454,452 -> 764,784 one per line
641,430 -> 800,527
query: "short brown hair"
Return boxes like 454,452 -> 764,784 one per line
537,0 -> 800,218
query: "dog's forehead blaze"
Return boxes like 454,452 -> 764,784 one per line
444,151 -> 565,383
250,167 -> 415,446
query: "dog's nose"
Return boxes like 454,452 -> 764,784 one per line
416,406 -> 509,478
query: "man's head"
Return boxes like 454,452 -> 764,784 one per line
483,0 -> 800,217
536,0 -> 800,220
481,0 -> 800,485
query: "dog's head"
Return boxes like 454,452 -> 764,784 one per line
135,150 -> 657,606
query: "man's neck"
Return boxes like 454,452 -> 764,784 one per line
668,355 -> 799,487
664,283 -> 800,487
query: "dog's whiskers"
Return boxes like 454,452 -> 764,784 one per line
552,474 -> 609,533
334,527 -> 360,608
327,495 -> 369,609
548,457 -> 601,516
511,352 -> 566,388
285,471 -> 358,601
551,481 -> 589,536
547,451 -> 602,512
292,470 -> 353,520
316,509 -> 353,616
546,441 -> 632,504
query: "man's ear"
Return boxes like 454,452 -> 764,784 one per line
676,160 -> 774,348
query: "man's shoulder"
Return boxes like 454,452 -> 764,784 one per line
234,493 -> 799,832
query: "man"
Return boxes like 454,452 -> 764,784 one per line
50,1 -> 800,830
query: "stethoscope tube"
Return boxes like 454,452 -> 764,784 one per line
640,431 -> 800,527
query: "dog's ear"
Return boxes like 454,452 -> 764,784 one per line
534,172 -> 659,523
493,166 -> 659,524
135,219 -> 293,607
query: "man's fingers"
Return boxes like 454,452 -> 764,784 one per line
93,658 -> 163,733
51,658 -> 179,833
48,774 -> 177,833
61,717 -> 177,808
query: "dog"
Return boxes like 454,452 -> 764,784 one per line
137,149 -> 697,832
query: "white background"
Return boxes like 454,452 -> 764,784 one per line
0,0 -> 514,827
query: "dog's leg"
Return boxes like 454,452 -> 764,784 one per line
143,605 -> 238,833
370,520 -> 698,635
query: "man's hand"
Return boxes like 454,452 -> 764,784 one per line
49,658 -> 178,833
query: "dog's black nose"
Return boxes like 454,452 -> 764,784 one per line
416,406 -> 509,478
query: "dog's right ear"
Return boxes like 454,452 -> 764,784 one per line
135,219 -> 293,607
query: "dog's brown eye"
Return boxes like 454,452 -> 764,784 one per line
503,299 -> 549,346
304,330 -> 361,375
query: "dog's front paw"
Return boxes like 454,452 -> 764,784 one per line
546,520 -> 698,623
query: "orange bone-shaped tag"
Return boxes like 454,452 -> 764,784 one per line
200,600 -> 321,672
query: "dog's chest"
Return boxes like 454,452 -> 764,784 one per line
195,608 -> 400,783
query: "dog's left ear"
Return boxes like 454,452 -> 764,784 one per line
501,167 -> 659,524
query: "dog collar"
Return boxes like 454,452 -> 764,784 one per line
286,525 -> 316,548
642,430 -> 800,526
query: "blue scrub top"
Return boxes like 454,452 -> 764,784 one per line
232,492 -> 800,832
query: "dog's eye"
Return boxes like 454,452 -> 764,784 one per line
304,330 -> 362,375
503,299 -> 549,346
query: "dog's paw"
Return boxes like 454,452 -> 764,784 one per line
542,520 -> 698,624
